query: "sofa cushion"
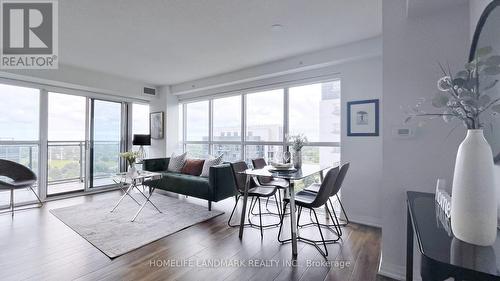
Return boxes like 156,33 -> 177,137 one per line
143,158 -> 169,172
181,159 -> 205,176
167,152 -> 187,172
200,155 -> 223,177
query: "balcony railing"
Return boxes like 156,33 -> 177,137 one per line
0,141 -> 122,199
48,141 -> 86,184
48,140 -> 121,181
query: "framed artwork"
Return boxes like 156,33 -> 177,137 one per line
150,111 -> 164,139
347,99 -> 379,136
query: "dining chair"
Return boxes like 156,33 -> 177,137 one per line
227,161 -> 281,238
277,166 -> 341,257
251,158 -> 288,216
301,163 -> 350,232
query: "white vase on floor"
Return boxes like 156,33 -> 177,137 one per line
451,129 -> 497,246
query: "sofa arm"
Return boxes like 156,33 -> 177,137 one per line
143,158 -> 170,172
208,164 -> 237,201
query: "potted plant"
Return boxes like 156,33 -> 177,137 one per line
120,151 -> 140,177
287,134 -> 308,169
405,46 -> 500,246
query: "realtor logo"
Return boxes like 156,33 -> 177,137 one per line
0,0 -> 58,69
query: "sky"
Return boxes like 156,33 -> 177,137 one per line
0,84 -> 39,141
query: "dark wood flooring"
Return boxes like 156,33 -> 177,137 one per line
0,191 -> 382,281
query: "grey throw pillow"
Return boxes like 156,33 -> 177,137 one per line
200,155 -> 223,177
168,152 -> 187,172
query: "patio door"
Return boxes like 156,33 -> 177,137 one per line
47,92 -> 88,195
89,99 -> 126,189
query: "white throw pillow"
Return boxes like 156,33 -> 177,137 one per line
168,152 -> 187,172
200,155 -> 223,177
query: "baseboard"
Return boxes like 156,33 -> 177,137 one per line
378,261 -> 421,281
348,213 -> 381,228
378,262 -> 406,281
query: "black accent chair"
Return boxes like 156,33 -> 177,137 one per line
227,161 -> 281,238
301,163 -> 350,232
251,158 -> 288,216
278,166 -> 342,257
0,159 -> 42,216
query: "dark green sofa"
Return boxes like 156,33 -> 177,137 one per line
142,158 -> 237,210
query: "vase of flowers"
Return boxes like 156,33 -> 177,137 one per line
120,151 -> 139,177
405,46 -> 500,246
288,134 -> 308,169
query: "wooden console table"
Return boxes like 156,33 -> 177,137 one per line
406,191 -> 500,281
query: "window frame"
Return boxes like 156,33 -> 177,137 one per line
180,77 -> 341,164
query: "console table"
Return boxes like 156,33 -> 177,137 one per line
406,191 -> 500,281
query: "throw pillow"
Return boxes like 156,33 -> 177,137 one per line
200,154 -> 223,177
181,159 -> 205,176
167,152 -> 187,172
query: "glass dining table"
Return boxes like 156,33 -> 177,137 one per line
237,164 -> 333,257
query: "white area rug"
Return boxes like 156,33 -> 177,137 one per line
50,194 -> 223,258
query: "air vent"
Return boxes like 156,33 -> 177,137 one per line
143,87 -> 156,96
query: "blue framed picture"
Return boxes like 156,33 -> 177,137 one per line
347,99 -> 379,136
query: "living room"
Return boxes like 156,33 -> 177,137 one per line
1,0 -> 499,281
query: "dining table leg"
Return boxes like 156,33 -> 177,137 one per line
288,180 -> 298,256
238,175 -> 251,239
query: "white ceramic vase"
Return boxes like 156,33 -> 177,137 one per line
451,129 -> 497,246
127,165 -> 137,177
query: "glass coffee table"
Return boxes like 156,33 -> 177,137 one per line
110,171 -> 163,222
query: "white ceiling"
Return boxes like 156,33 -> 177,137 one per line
59,0 -> 382,85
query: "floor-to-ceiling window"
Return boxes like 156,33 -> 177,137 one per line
289,81 -> 341,165
0,84 -> 40,206
212,95 -> 242,162
245,89 -> 285,163
47,92 -> 87,195
90,99 -> 124,188
179,79 -> 341,167
185,101 -> 210,158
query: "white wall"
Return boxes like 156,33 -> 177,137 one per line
148,86 -> 169,158
161,85 -> 180,156
170,37 -> 382,97
170,39 -> 383,227
380,1 -> 470,279
340,57 -> 383,227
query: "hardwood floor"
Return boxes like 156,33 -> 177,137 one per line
0,191 -> 382,281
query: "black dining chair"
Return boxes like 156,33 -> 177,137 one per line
277,166 -> 341,257
0,159 -> 42,216
301,163 -> 350,232
251,158 -> 288,216
252,158 -> 289,188
227,161 -> 281,238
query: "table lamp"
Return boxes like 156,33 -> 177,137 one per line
132,134 -> 151,163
